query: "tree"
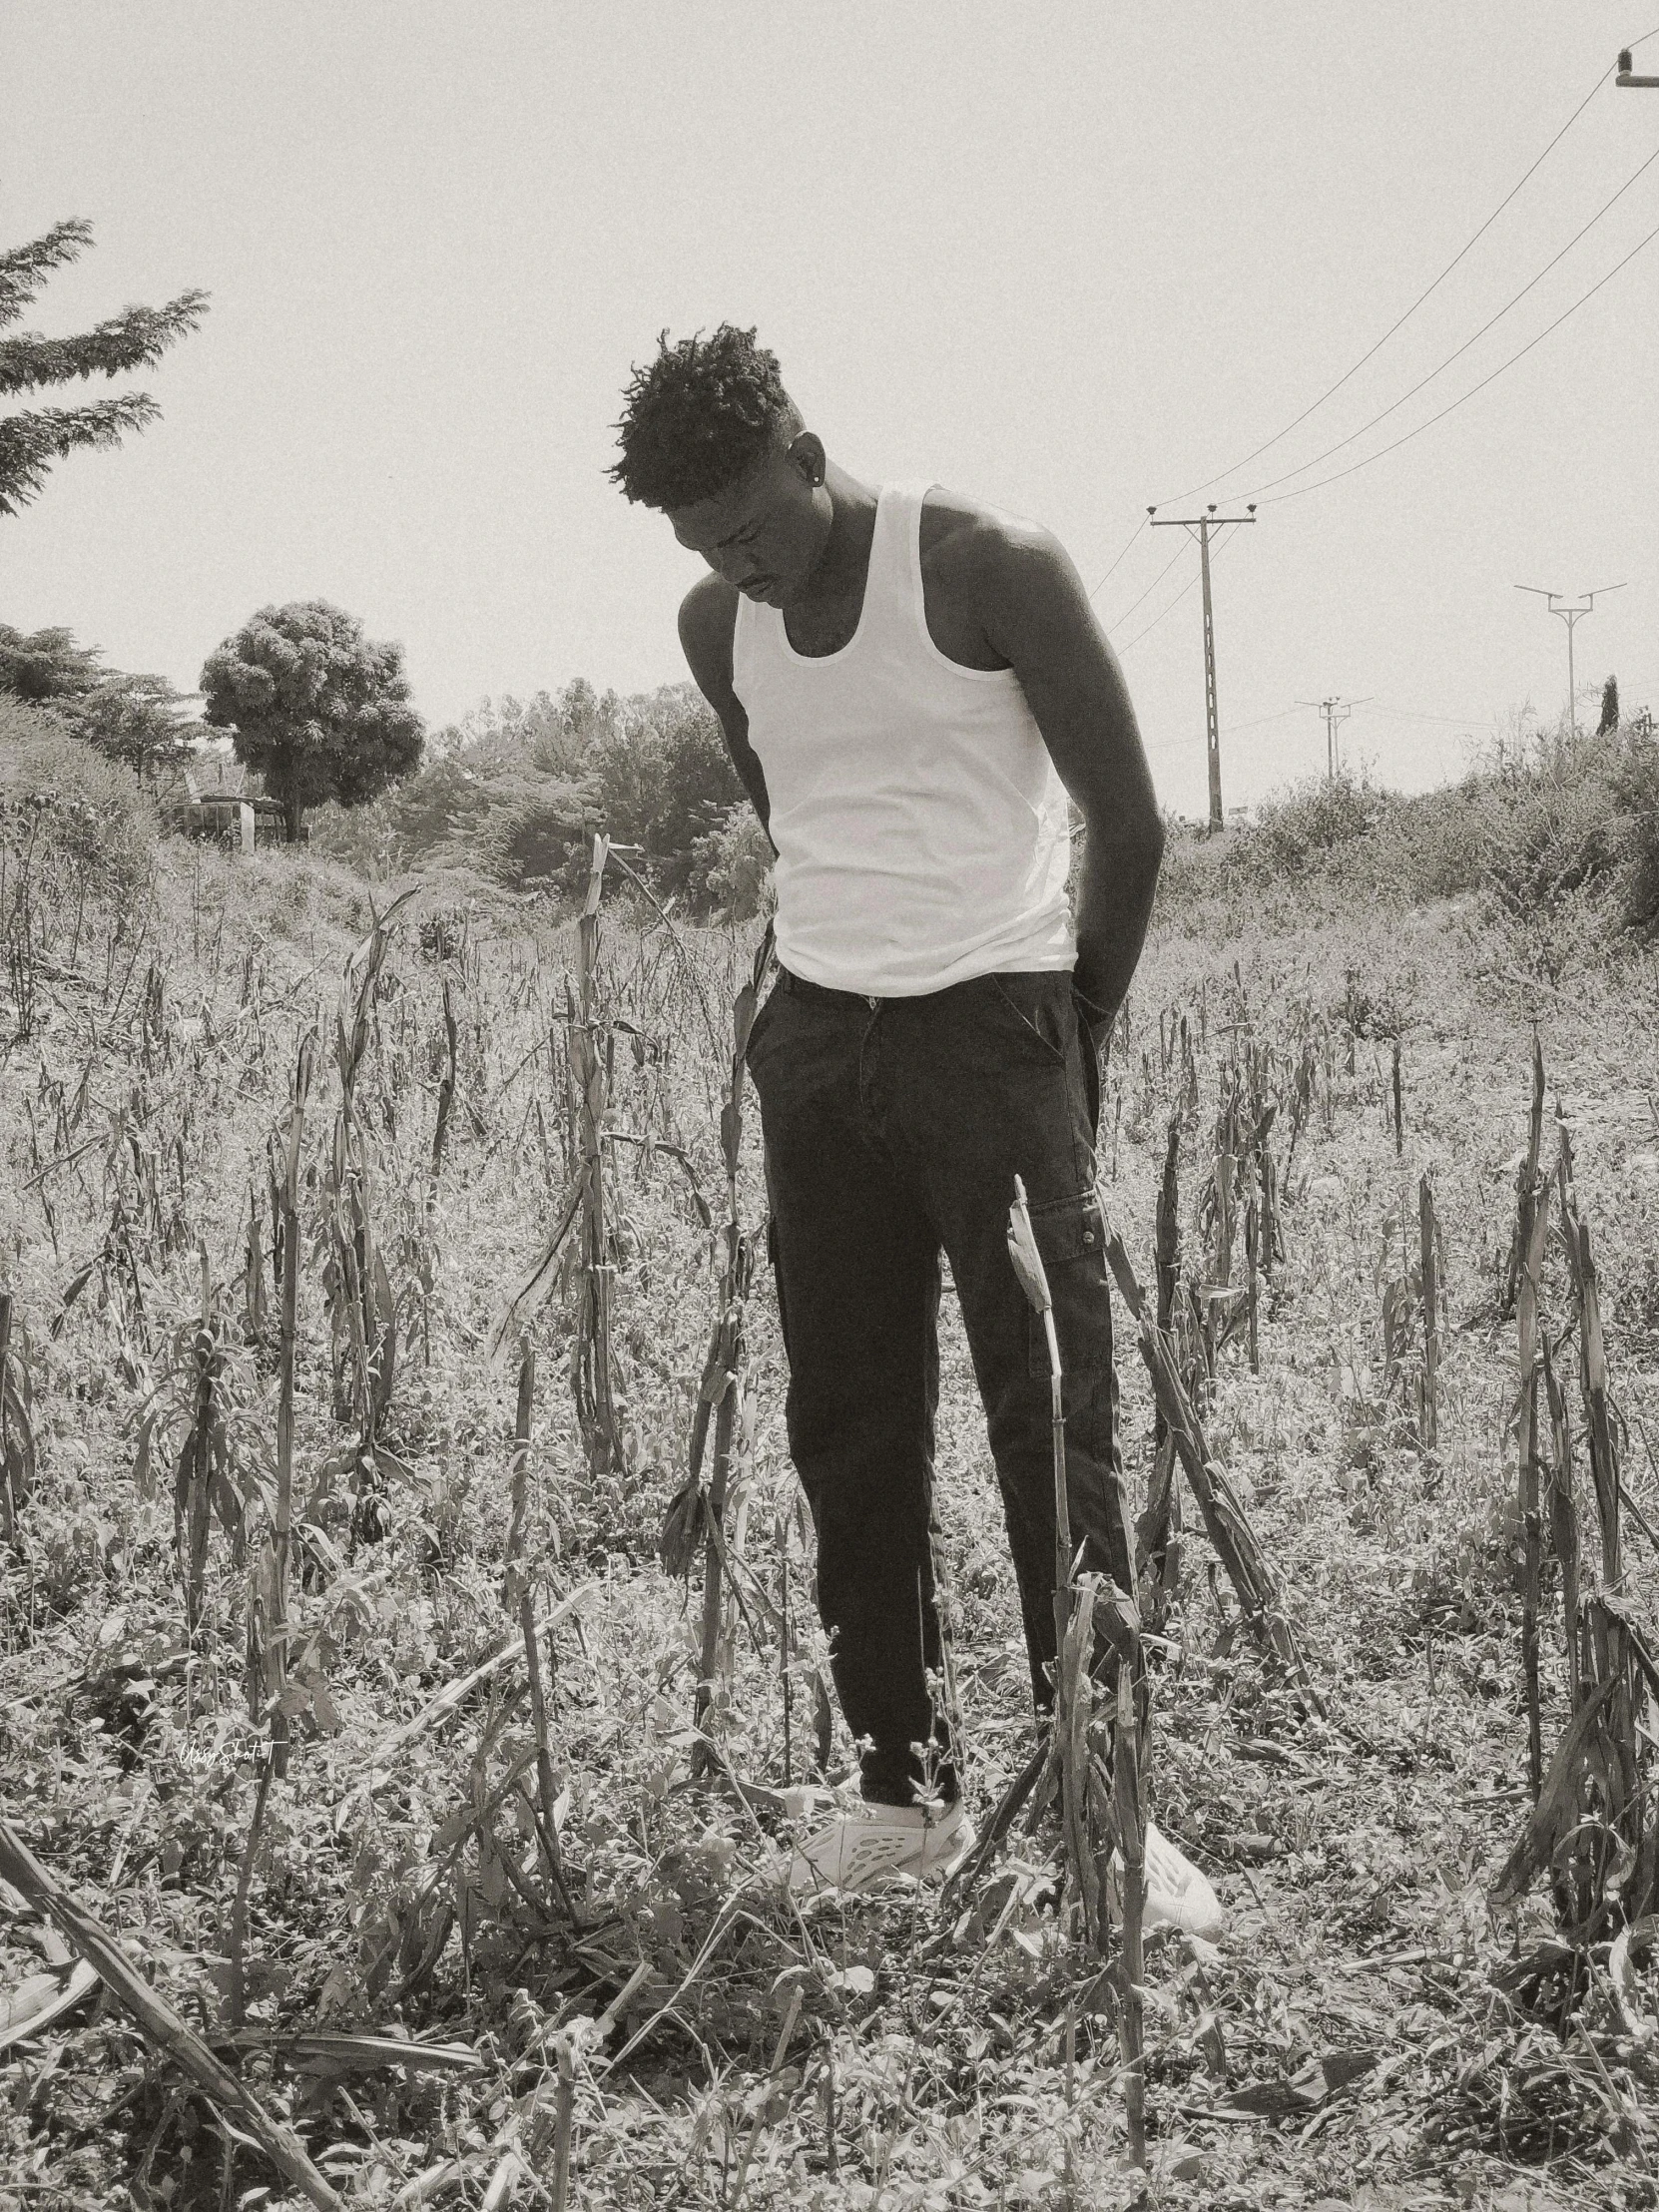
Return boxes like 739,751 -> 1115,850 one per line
1598,674 -> 1620,737
71,673 -> 197,780
200,602 -> 424,842
0,620 -> 105,701
0,220 -> 207,516
0,621 -> 196,779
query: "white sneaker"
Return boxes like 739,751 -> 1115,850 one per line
1110,1819 -> 1224,1938
788,1800 -> 976,1895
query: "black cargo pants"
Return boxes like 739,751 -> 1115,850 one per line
745,965 -> 1128,1806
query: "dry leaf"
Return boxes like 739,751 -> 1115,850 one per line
0,1959 -> 98,2051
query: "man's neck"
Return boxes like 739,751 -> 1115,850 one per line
798,464 -> 879,609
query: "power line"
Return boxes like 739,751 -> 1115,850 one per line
1362,702 -> 1499,727
1235,136 -> 1659,502
1225,703 -> 1305,734
1154,53 -> 1621,506
1116,526 -> 1240,655
1103,539 -> 1186,634
1086,516 -> 1147,602
1116,572 -> 1199,656
1256,210 -> 1659,507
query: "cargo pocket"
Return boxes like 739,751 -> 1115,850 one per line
1024,1187 -> 1113,1379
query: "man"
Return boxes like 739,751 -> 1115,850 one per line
611,326 -> 1217,1930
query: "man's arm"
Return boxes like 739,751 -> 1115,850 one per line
965,521 -> 1164,1039
678,575 -> 775,846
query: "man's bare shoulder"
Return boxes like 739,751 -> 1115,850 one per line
678,572 -> 740,684
919,486 -> 1068,595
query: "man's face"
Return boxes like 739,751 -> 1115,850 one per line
668,441 -> 829,609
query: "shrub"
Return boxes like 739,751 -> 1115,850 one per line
1608,737 -> 1659,933
0,696 -> 157,904
360,678 -> 748,911
1152,724 -> 1659,960
1237,774 -> 1385,878
685,804 -> 775,921
303,795 -> 402,879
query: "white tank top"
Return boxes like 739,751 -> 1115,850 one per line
731,481 -> 1076,997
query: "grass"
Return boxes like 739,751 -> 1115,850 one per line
2,736 -> 1659,2208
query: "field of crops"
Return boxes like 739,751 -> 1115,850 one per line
3,827 -> 1659,2212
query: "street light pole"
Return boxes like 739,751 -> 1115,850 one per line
1515,584 -> 1627,736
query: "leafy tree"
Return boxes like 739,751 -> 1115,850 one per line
0,621 -> 196,779
1598,674 -> 1620,737
71,672 -> 197,779
581,686 -> 743,894
0,621 -> 103,701
379,677 -> 746,901
200,601 -> 424,842
0,220 -> 207,516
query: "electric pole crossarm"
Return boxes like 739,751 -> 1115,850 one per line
1515,582 -> 1625,737
1617,47 -> 1659,85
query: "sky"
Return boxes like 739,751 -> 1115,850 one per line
4,1 -> 1657,820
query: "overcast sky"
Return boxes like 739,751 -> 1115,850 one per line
4,1 -> 1656,818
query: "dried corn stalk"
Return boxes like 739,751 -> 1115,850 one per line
501,1337 -> 535,1614
569,835 -> 625,1476
1514,1074 -> 1550,1799
0,1815 -> 340,2209
255,1033 -> 313,1775
1494,1072 -> 1659,1938
0,1291 -> 37,1542
319,897 -> 414,1543
133,1248 -> 269,1642
1009,1180 -> 1146,2159
1102,1216 -> 1322,1712
1135,1117 -> 1182,1625
686,927 -> 772,1766
1417,1174 -> 1441,1452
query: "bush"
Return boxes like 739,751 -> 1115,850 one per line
0,696 -> 157,904
303,795 -> 403,878
685,804 -> 775,920
1154,724 -> 1659,961
360,678 -> 750,912
1609,739 -> 1659,933
1237,774 -> 1386,878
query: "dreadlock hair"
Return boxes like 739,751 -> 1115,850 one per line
609,324 -> 802,510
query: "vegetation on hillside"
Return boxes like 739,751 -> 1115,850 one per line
0,696 -> 158,900
304,677 -> 771,916
1157,717 -> 1659,979
0,621 -> 198,780
4,751 -> 1659,2207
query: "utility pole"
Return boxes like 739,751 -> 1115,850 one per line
1297,696 -> 1373,780
1149,501 -> 1257,830
1616,45 -> 1659,86
1514,584 -> 1627,736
